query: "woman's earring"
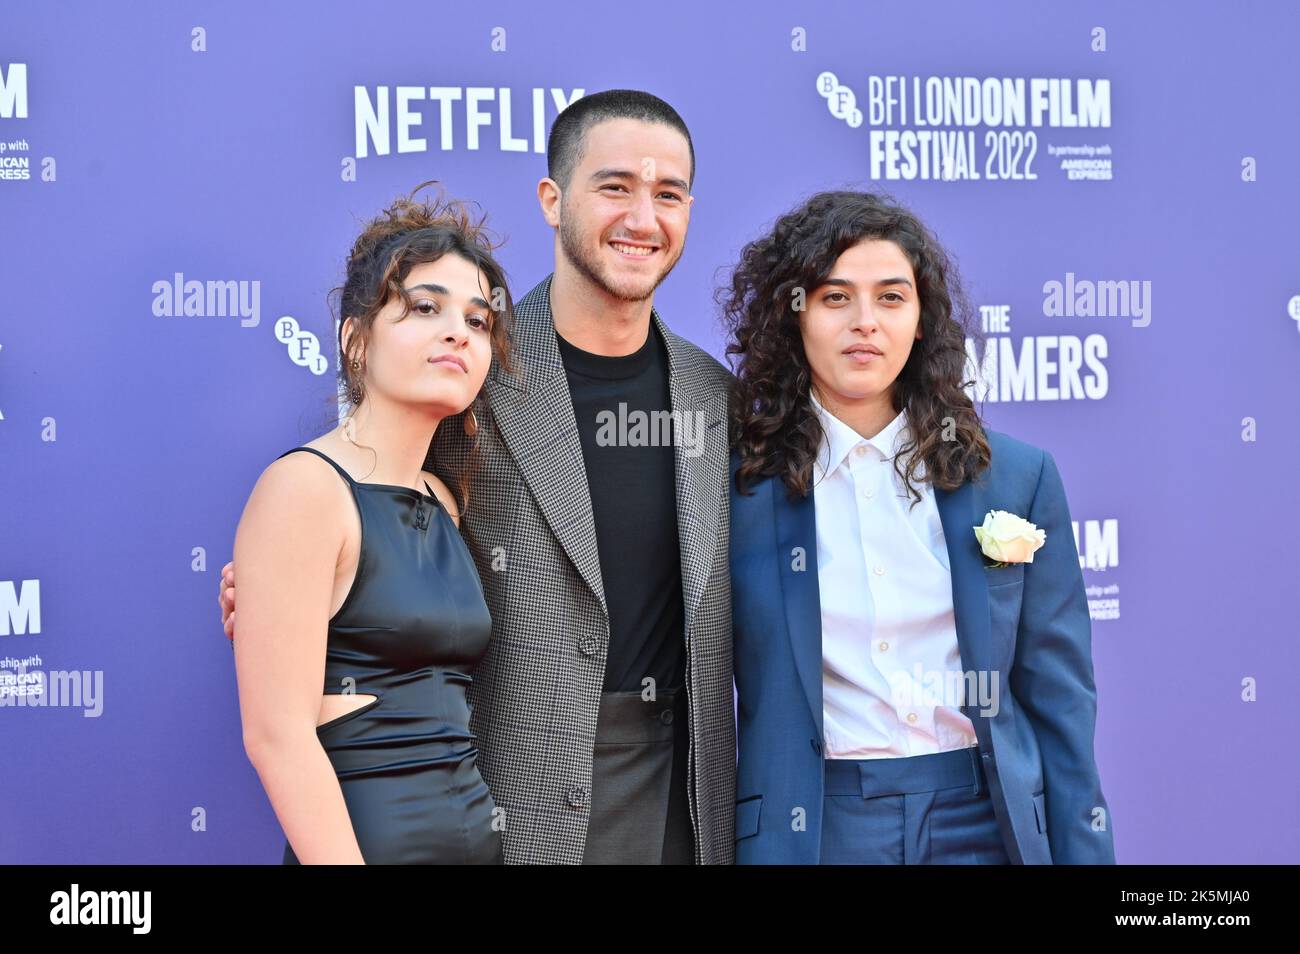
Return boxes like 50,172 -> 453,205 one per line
463,409 -> 479,437
349,356 -> 364,404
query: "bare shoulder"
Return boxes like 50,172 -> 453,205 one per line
240,450 -> 352,535
420,470 -> 461,526
258,449 -> 343,498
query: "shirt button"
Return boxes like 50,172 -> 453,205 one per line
906,712 -> 918,724
878,641 -> 889,652
863,487 -> 874,499
873,565 -> 885,576
854,446 -> 866,457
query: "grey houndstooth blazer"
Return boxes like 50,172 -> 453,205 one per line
424,272 -> 736,864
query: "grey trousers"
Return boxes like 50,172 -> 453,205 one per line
582,686 -> 695,864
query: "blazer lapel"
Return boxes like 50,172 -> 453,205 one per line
935,480 -> 993,701
773,482 -> 825,740
658,315 -> 727,640
487,274 -> 607,616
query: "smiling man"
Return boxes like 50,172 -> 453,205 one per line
223,89 -> 736,864
431,90 -> 735,864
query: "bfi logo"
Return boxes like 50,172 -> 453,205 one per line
1,579 -> 41,635
275,315 -> 328,375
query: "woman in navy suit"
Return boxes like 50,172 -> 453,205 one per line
721,191 -> 1115,864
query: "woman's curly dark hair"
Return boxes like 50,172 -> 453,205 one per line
325,179 -> 515,515
720,189 -> 990,504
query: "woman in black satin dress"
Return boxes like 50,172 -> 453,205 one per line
229,182 -> 515,864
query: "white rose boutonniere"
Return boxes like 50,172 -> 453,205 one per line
973,510 -> 1046,567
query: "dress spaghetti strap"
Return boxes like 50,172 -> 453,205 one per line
276,446 -> 439,505
275,446 -> 356,487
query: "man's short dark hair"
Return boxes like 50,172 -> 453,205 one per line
547,89 -> 695,192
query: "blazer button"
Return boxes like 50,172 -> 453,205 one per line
578,636 -> 597,656
566,786 -> 590,809
659,708 -> 674,725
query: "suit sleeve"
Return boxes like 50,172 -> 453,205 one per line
1009,450 -> 1116,864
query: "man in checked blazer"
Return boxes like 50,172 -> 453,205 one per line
423,92 -> 734,864
427,265 -> 732,863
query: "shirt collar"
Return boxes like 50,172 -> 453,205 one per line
809,391 -> 911,482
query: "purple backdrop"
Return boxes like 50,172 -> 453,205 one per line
2,0 -> 1297,863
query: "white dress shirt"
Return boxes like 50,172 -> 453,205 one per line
810,392 -> 979,759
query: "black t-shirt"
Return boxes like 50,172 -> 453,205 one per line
555,323 -> 686,694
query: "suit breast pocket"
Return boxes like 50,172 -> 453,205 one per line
985,567 -> 1025,665
984,563 -> 1025,587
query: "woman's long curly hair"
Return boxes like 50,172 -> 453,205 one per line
721,190 -> 990,504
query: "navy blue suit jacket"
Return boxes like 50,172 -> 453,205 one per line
730,430 -> 1115,864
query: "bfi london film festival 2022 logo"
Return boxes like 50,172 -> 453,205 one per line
814,67 -> 1113,182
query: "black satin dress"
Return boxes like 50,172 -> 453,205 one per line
275,446 -> 502,865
